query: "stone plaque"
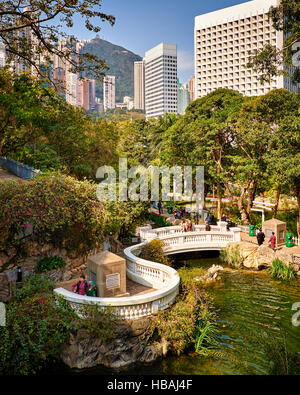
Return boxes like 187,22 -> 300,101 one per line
106,273 -> 120,290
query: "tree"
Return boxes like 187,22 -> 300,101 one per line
0,0 -> 115,82
161,89 -> 245,219
230,89 -> 298,224
247,0 -> 300,84
265,92 -> 300,236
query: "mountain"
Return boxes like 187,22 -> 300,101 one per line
82,37 -> 142,103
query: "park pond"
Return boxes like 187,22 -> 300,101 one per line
49,252 -> 300,375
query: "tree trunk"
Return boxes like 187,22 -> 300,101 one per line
238,186 -> 250,225
216,166 -> 222,221
247,180 -> 256,215
273,186 -> 281,219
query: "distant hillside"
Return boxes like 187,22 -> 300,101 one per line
82,37 -> 142,102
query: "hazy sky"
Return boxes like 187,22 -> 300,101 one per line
66,0 -> 250,83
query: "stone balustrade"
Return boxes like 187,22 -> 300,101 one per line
55,223 -> 240,319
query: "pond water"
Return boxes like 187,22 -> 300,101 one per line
50,252 -> 300,375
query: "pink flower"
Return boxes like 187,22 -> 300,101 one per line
26,224 -> 29,228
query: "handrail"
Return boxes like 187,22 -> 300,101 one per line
55,223 -> 240,319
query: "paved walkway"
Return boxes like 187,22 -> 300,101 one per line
57,277 -> 156,297
0,167 -> 20,183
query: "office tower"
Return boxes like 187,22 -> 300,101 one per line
0,42 -> 5,67
144,43 -> 178,119
194,0 -> 300,98
103,75 -> 116,111
134,61 -> 145,110
66,72 -> 79,106
177,82 -> 190,115
188,76 -> 195,102
81,78 -> 96,111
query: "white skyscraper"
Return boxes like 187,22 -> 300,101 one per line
144,43 -> 178,120
103,75 -> 116,111
194,0 -> 300,98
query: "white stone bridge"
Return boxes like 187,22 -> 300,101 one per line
54,222 -> 240,320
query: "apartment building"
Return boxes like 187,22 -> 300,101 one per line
144,43 -> 178,119
194,0 -> 299,98
134,61 -> 145,110
103,75 -> 116,111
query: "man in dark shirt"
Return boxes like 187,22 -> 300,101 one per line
256,229 -> 265,246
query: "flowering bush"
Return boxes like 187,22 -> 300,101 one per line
0,173 -> 147,255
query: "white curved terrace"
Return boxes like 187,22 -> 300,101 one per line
54,222 -> 240,319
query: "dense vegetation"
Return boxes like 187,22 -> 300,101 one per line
1,68 -> 299,235
0,173 -> 147,259
0,275 -> 119,375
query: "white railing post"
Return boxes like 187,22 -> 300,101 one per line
231,228 -> 241,242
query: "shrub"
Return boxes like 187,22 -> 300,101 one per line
220,245 -> 243,269
139,239 -> 173,267
0,173 -> 148,255
35,256 -> 66,273
147,212 -> 168,228
0,291 -> 77,375
1,275 -> 121,375
149,266 -> 219,356
268,258 -> 296,281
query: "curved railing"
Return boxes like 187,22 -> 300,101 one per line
54,223 -> 240,320
54,242 -> 180,320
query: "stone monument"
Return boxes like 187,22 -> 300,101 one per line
87,251 -> 128,297
262,218 -> 287,247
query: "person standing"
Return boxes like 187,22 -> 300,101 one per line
269,232 -> 276,250
256,229 -> 265,246
72,275 -> 93,296
205,221 -> 211,232
187,220 -> 193,232
157,200 -> 163,215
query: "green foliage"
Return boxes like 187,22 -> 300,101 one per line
268,258 -> 296,281
35,256 -> 66,274
0,1 -> 114,83
0,291 -> 77,375
76,304 -> 120,340
220,245 -> 243,269
0,275 -> 120,375
139,239 -> 173,267
149,267 -> 219,356
247,0 -> 300,84
148,212 -> 168,228
10,274 -> 56,302
0,172 -> 148,255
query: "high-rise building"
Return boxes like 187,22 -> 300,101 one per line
194,0 -> 300,98
0,42 -> 5,68
103,75 -> 116,111
177,82 -> 190,115
80,78 -> 96,111
188,76 -> 195,102
134,61 -> 145,110
144,43 -> 178,120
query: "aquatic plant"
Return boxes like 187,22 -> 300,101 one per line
220,245 -> 243,269
268,258 -> 296,281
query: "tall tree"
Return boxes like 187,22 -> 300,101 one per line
161,89 -> 244,220
247,0 -> 300,84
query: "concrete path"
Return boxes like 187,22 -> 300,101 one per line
0,167 -> 20,183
